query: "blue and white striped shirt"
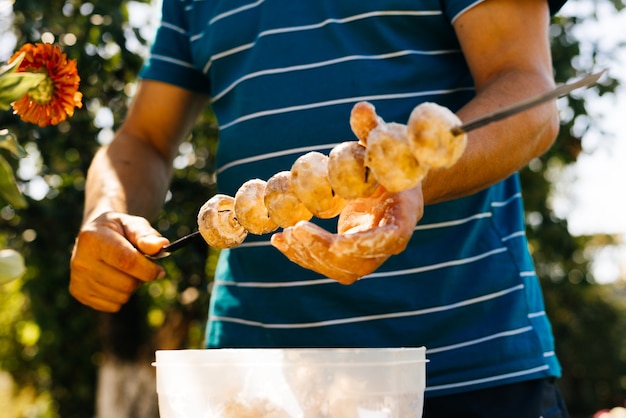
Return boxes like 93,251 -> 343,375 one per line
140,0 -> 564,396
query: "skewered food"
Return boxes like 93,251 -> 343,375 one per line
349,101 -> 382,144
291,151 -> 347,219
407,101 -> 467,168
328,141 -> 378,199
264,171 -> 313,228
365,122 -> 429,192
234,179 -> 278,235
196,100 -> 466,264
197,194 -> 247,248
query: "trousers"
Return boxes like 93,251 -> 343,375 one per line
423,378 -> 569,418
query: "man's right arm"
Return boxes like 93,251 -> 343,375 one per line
70,80 -> 209,312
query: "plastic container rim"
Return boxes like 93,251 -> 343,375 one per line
153,347 -> 427,367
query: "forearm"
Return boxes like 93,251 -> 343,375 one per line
422,68 -> 559,205
82,81 -> 209,225
82,133 -> 173,225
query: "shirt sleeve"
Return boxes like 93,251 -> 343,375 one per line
444,0 -> 568,24
139,0 -> 211,94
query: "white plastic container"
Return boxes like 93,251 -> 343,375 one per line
153,347 -> 427,418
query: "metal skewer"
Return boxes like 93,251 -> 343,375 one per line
148,230 -> 203,259
148,71 -> 606,260
450,70 -> 606,136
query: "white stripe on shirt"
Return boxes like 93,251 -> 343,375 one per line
160,21 -> 187,35
426,326 -> 533,354
414,212 -> 492,231
148,54 -> 197,70
501,230 -> 526,242
214,246 -> 509,288
364,247 -> 508,279
491,192 -> 522,207
216,143 -> 338,174
425,364 -> 550,392
211,49 -> 458,102
208,0 -> 265,26
528,310 -> 546,319
201,10 -> 444,72
235,207 -> 508,253
210,284 -> 525,328
217,87 -> 474,131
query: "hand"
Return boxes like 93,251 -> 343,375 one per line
271,184 -> 423,284
69,212 -> 169,312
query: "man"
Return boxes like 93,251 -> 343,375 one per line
70,0 -> 569,416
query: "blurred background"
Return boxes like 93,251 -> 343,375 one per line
0,0 -> 625,417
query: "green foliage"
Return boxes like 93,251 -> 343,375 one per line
0,53 -> 47,111
0,152 -> 26,209
519,5 -> 626,416
0,0 -> 222,415
1,0 -> 156,416
0,52 -> 40,209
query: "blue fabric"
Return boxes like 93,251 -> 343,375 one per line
423,378 -> 569,417
140,0 -> 564,397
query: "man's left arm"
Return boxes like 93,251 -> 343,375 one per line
272,0 -> 560,282
423,0 -> 560,204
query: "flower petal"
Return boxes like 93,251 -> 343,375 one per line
9,43 -> 82,127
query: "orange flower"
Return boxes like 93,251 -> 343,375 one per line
8,43 -> 82,127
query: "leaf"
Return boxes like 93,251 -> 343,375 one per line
0,72 -> 47,111
0,52 -> 25,76
0,154 -> 27,208
0,129 -> 26,158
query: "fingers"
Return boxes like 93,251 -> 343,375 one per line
271,222 -> 333,275
271,185 -> 424,283
89,213 -> 168,281
69,213 -> 167,312
119,215 -> 170,257
271,222 -> 387,284
70,257 -> 143,312
330,225 -> 405,258
334,186 -> 424,257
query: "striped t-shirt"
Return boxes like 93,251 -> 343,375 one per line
140,0 -> 565,396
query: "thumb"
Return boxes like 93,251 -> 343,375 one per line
120,216 -> 170,256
